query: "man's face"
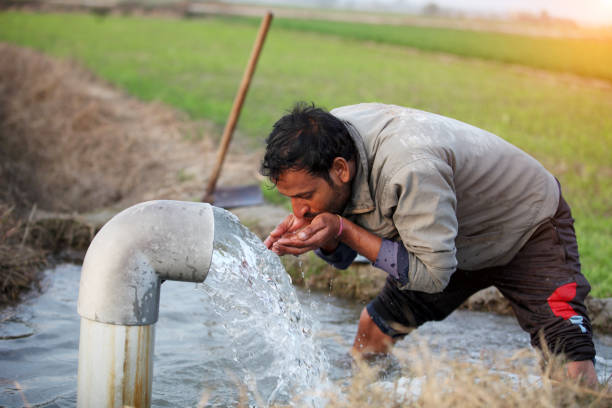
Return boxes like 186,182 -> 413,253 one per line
275,168 -> 348,220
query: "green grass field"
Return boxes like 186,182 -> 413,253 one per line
0,11 -> 610,296
271,17 -> 612,83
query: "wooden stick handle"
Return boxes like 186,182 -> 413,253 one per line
204,12 -> 274,202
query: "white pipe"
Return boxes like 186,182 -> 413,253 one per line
77,320 -> 154,407
77,200 -> 216,407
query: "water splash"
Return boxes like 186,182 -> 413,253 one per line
201,208 -> 330,406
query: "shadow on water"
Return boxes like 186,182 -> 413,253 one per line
1,210 -> 611,406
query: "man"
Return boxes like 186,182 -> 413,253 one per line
260,102 -> 597,386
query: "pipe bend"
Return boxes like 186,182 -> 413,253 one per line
78,200 -> 214,325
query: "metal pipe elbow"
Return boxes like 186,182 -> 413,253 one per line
77,200 -> 215,326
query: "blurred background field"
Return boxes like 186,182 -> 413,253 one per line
0,3 -> 610,295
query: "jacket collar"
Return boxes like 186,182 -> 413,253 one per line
341,120 -> 376,216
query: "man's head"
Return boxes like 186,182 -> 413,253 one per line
260,102 -> 357,218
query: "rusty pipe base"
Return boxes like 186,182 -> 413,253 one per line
77,318 -> 155,408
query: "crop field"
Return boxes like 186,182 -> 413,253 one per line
0,11 -> 610,296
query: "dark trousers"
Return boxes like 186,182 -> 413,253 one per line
368,190 -> 595,362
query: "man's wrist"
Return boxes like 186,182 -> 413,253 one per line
320,239 -> 340,255
315,242 -> 357,270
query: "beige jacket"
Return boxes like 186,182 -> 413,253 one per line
331,103 -> 559,293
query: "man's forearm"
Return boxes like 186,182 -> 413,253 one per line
336,216 -> 383,263
319,215 -> 452,294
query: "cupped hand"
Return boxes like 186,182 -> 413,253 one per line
272,212 -> 341,256
264,214 -> 311,250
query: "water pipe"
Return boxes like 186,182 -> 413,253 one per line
77,200 -> 216,407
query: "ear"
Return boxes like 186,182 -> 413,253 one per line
331,157 -> 351,184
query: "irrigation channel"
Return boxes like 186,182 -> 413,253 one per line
1,208 -> 611,407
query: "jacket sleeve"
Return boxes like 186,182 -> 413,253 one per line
382,158 -> 458,293
314,242 -> 357,270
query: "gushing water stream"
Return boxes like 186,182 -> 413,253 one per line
200,208 -> 330,406
1,208 -> 611,406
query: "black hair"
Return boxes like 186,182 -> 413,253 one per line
260,102 -> 356,184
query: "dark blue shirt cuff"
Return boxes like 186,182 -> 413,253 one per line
373,239 -> 409,286
315,242 -> 357,270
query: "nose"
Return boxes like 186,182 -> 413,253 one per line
291,198 -> 310,218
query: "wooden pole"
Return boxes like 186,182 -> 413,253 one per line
203,12 -> 273,203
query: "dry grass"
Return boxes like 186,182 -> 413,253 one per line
202,340 -> 610,407
0,204 -> 46,305
314,342 -> 612,408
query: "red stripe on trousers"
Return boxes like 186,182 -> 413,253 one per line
547,282 -> 578,320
